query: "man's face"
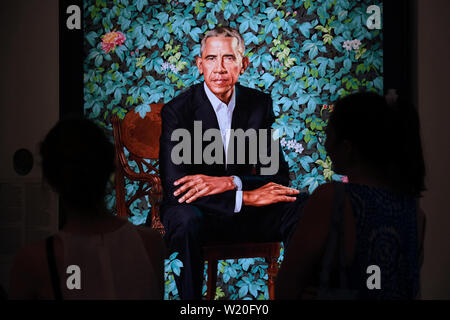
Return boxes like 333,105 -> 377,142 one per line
196,36 -> 249,103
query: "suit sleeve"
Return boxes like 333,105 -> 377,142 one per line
237,96 -> 290,191
159,103 -> 237,216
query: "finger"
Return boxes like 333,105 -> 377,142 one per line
174,175 -> 197,186
274,185 -> 300,194
173,180 -> 198,196
178,187 -> 198,203
186,185 -> 210,203
274,187 -> 300,195
276,195 -> 298,202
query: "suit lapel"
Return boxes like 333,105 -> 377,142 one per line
193,83 -> 221,132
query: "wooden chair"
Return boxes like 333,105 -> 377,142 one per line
111,104 -> 281,300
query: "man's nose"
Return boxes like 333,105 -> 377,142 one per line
213,58 -> 226,72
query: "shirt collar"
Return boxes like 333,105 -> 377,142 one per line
203,82 -> 236,113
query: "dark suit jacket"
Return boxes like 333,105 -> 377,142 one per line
159,82 -> 290,218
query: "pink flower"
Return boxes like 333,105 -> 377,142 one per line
341,176 -> 349,183
130,51 -> 134,56
101,31 -> 126,54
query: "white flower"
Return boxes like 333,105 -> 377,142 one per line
170,64 -> 178,73
351,39 -> 362,50
294,143 -> 304,154
342,40 -> 353,51
161,62 -> 170,71
161,61 -> 178,74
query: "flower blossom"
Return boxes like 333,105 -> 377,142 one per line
161,61 -> 179,73
281,137 -> 304,155
351,39 -> 362,50
343,39 -> 362,51
101,31 -> 126,54
342,40 -> 353,51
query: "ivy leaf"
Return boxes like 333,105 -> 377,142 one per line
238,285 -> 249,298
265,7 -> 277,20
135,0 -> 148,12
135,103 -> 150,118
239,20 -> 249,34
260,73 -> 275,89
298,21 -> 313,38
189,27 -> 202,42
95,54 -> 103,67
85,31 -> 98,47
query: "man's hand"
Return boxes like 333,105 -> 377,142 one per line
173,175 -> 235,204
243,182 -> 299,207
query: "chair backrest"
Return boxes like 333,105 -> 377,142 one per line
111,104 -> 165,233
119,104 -> 164,159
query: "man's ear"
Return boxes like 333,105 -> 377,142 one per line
241,56 -> 249,74
195,56 -> 203,75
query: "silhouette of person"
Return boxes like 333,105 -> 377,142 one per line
9,118 -> 166,299
276,92 -> 426,299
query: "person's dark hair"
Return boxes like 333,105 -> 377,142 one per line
329,91 -> 426,197
40,118 -> 115,210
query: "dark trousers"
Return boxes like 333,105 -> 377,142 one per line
161,193 -> 309,300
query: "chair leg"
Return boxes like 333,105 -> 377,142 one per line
206,259 -> 217,300
267,256 -> 278,300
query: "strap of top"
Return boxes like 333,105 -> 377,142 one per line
46,236 -> 63,301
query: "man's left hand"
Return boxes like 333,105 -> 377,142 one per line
173,175 -> 235,204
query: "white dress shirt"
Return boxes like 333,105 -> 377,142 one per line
203,82 -> 243,213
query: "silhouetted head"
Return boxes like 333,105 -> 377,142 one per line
325,91 -> 426,197
40,118 -> 115,211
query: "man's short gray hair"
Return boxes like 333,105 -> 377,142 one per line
200,27 -> 245,57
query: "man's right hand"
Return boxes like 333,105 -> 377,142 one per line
243,182 -> 299,207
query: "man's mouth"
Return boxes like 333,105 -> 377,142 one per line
212,79 -> 229,85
